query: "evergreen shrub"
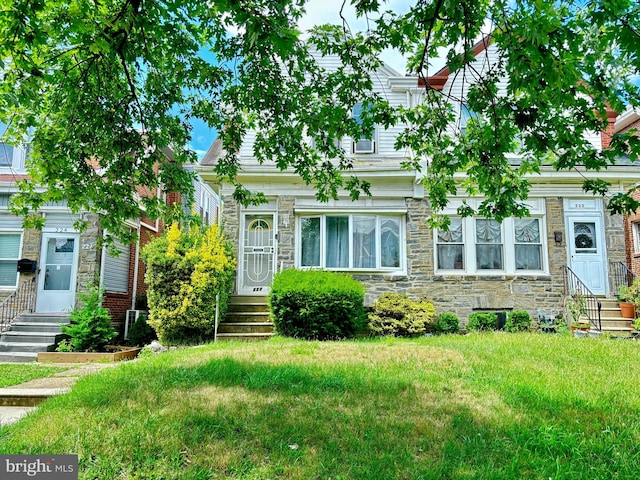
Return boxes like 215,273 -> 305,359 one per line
60,285 -> 116,352
436,312 -> 460,334
141,222 -> 235,343
127,312 -> 157,346
368,293 -> 437,337
467,312 -> 497,332
269,269 -> 366,340
505,310 -> 532,332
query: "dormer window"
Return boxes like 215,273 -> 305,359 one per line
352,103 -> 376,154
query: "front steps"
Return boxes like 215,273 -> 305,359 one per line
217,295 -> 274,341
0,313 -> 69,363
588,299 -> 635,337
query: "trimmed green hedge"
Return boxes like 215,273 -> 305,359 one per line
505,310 -> 532,332
467,312 -> 498,332
368,293 -> 437,337
269,269 -> 366,340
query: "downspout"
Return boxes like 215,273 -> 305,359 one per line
131,223 -> 141,310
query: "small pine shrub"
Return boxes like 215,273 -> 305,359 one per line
467,312 -> 497,332
60,285 -> 116,352
505,310 -> 532,332
436,312 -> 460,334
127,313 -> 157,347
368,293 -> 437,337
269,269 -> 366,340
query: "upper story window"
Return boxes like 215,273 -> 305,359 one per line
0,122 -> 28,171
0,233 -> 22,288
352,103 -> 376,154
298,214 -> 404,272
460,103 -> 478,135
436,216 -> 547,274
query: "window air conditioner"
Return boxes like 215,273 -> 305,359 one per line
353,139 -> 375,154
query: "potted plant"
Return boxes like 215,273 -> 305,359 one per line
568,293 -> 590,336
618,278 -> 640,319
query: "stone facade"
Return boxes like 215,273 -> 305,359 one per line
221,194 -> 628,324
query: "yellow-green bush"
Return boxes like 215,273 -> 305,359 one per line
141,222 -> 235,343
368,293 -> 437,337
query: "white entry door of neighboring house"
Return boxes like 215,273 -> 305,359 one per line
239,214 -> 276,295
567,216 -> 607,295
36,233 -> 80,312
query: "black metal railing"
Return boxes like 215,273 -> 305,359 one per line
563,265 -> 602,331
0,277 -> 36,332
609,261 -> 637,299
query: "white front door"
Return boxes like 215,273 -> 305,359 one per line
568,217 -> 607,295
36,233 -> 80,312
239,214 -> 276,295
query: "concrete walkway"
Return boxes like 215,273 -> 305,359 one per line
0,363 -> 117,428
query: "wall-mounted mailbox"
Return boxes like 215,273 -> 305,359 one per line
17,259 -> 37,273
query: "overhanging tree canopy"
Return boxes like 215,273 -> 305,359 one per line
0,0 -> 638,241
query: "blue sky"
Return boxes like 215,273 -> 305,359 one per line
189,0 -> 417,159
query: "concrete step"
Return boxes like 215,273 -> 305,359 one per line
0,332 -> 63,344
227,303 -> 269,313
0,342 -> 56,353
600,318 -> 635,329
16,313 -> 70,325
9,323 -> 64,334
217,322 -> 274,334
216,332 -> 276,341
228,295 -> 268,305
0,351 -> 38,363
225,312 -> 271,323
0,387 -> 71,407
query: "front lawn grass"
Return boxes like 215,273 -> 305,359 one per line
1,334 -> 639,479
0,364 -> 68,388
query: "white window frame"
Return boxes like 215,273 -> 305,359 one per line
352,102 -> 377,154
633,221 -> 640,255
435,216 -> 548,275
0,231 -> 23,289
296,213 -> 405,273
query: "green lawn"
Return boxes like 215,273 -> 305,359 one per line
1,334 -> 639,479
0,364 -> 68,388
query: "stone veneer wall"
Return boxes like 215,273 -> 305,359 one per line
221,193 -> 624,325
221,195 -> 241,294
351,198 -> 569,324
75,213 -> 103,306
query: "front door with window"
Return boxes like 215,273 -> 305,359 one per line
568,217 -> 607,295
36,233 -> 80,312
239,214 -> 275,294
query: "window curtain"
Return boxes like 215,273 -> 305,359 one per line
515,219 -> 542,270
476,219 -> 502,269
437,219 -> 464,269
326,216 -> 349,268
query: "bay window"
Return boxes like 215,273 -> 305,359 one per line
436,216 -> 546,274
298,214 -> 403,271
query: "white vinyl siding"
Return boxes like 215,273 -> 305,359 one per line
103,240 -> 130,293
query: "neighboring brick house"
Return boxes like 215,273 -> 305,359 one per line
0,136 -> 220,336
198,43 -> 640,324
616,108 -> 640,276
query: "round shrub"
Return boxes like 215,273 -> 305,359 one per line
467,312 -> 497,332
368,293 -> 437,337
505,310 -> 532,332
269,269 -> 366,340
436,312 -> 460,334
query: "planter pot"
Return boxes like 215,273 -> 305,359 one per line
38,346 -> 141,364
619,302 -> 636,319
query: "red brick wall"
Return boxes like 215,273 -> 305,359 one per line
618,112 -> 640,276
